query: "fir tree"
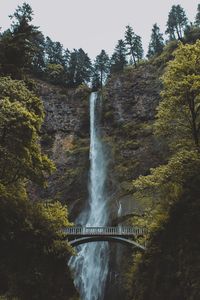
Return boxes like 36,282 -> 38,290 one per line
166,5 -> 188,40
125,25 -> 143,66
110,39 -> 127,73
195,4 -> 200,26
68,48 -> 92,87
93,50 -> 110,88
147,23 -> 164,58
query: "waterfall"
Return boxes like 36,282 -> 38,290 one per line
69,92 -> 109,300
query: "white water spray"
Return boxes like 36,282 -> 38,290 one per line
69,92 -> 109,300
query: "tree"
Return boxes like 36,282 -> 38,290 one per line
124,25 -> 143,67
46,63 -> 65,85
0,3 -> 44,77
195,4 -> 200,26
166,5 -> 188,40
0,77 -> 54,185
67,48 -> 92,87
130,43 -> 200,300
147,23 -> 164,58
132,40 -> 200,220
183,23 -> 200,44
31,31 -> 46,75
155,41 -> 200,149
0,77 -> 77,299
45,36 -> 65,66
0,188 -> 77,300
93,50 -> 110,88
110,39 -> 127,73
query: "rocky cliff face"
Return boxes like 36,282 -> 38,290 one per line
31,81 -> 91,220
102,64 -> 166,300
102,64 -> 165,221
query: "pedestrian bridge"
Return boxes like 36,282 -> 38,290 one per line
65,226 -> 147,251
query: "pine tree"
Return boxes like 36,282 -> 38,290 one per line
195,4 -> 200,26
110,39 -> 127,73
0,3 -> 44,77
68,48 -> 92,87
166,5 -> 188,40
147,23 -> 164,58
45,37 -> 65,66
9,3 -> 41,69
93,50 -> 110,88
124,25 -> 143,66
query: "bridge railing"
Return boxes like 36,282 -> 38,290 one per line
64,226 -> 146,236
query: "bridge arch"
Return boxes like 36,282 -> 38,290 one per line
69,236 -> 146,251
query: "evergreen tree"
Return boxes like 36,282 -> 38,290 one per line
110,39 -> 127,73
45,37 -> 65,66
147,23 -> 164,58
93,50 -> 110,88
195,4 -> 200,26
124,25 -> 143,66
9,3 -> 41,70
166,5 -> 188,40
0,3 -> 44,77
31,31 -> 46,75
91,71 -> 101,91
68,48 -> 92,87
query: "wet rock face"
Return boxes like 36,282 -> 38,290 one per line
102,65 -> 166,300
32,81 -> 91,220
36,81 -> 90,136
104,64 -> 162,124
102,64 -> 165,220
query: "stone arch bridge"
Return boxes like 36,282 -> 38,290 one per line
65,226 -> 147,251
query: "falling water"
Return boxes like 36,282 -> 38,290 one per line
69,92 -> 109,300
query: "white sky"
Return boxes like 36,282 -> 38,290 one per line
0,0 -> 199,59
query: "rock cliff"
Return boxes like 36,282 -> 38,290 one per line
30,81 -> 91,220
102,64 -> 165,222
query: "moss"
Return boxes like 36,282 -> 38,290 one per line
123,140 -> 141,150
104,110 -> 114,122
75,84 -> 91,102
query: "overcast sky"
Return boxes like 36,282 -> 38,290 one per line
0,0 -> 199,59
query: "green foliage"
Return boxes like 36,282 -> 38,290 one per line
46,63 -> 65,85
184,24 -> 200,44
0,187 -> 76,300
147,23 -> 164,58
130,37 -> 200,300
152,40 -> 178,68
130,178 -> 200,300
110,39 -> 127,73
0,76 -> 77,298
0,3 -> 44,77
155,41 -> 200,149
195,4 -> 200,26
92,50 -> 110,89
166,5 -> 188,40
0,77 -> 54,185
124,25 -> 143,67
68,48 -> 92,87
45,36 -> 66,66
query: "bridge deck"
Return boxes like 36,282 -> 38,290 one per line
65,226 -> 146,236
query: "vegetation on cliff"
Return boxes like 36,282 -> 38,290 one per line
0,77 -> 77,299
128,40 -> 200,300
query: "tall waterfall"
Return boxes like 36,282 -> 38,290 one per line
69,92 -> 109,300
